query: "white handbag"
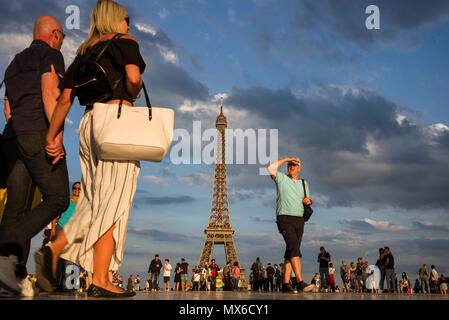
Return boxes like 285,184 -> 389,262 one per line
92,83 -> 174,162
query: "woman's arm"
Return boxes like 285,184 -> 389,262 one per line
125,64 -> 143,99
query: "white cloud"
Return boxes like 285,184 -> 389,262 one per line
135,23 -> 157,36
65,117 -> 73,126
363,218 -> 411,232
180,172 -> 211,187
0,33 -> 32,60
158,8 -> 169,19
142,175 -> 168,186
156,44 -> 179,65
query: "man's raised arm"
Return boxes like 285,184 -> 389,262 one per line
267,157 -> 299,179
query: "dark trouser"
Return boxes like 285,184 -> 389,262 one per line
233,277 -> 239,290
276,215 -> 304,260
319,267 -> 330,289
151,272 -> 160,289
267,276 -> 274,292
274,277 -> 281,292
379,269 -> 385,290
0,132 -> 69,260
252,274 -> 260,291
385,269 -> 394,291
211,277 -> 217,291
192,281 -> 199,291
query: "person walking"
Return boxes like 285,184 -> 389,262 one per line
148,254 -> 162,291
35,0 -> 147,298
267,157 -> 314,294
162,259 -> 172,292
180,258 -> 190,291
0,15 -> 68,297
317,247 -> 331,292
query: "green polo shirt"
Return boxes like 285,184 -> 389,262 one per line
274,172 -> 310,217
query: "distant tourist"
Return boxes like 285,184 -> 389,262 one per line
439,275 -> 447,294
380,247 -> 395,293
162,259 -> 172,292
418,264 -> 430,293
231,262 -> 240,291
340,260 -> 350,293
180,258 -> 190,291
430,265 -> 439,293
317,247 -> 331,291
148,254 -> 162,291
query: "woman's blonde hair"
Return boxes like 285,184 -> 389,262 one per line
77,0 -> 128,55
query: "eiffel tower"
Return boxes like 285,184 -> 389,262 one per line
197,98 -> 247,288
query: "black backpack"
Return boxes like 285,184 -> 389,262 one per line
73,33 -> 122,106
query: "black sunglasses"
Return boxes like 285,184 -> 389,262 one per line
125,16 -> 130,26
73,187 -> 81,190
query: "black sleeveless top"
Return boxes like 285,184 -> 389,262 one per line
62,36 -> 146,105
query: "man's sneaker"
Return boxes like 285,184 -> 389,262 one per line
297,281 -> 314,293
17,275 -> 35,297
282,283 -> 297,294
0,255 -> 21,294
34,246 -> 56,292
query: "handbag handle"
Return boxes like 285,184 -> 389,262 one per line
117,81 -> 152,121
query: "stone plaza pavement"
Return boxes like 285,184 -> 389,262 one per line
1,290 -> 448,300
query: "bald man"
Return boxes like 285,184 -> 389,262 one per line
0,16 -> 69,297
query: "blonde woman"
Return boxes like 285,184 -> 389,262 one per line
34,0 -> 146,298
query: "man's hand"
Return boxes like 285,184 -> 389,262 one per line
288,157 -> 300,165
302,197 -> 312,205
46,132 -> 65,165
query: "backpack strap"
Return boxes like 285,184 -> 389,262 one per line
95,33 -> 122,63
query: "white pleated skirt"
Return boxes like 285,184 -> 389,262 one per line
60,110 -> 140,273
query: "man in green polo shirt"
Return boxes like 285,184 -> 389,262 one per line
267,157 -> 314,293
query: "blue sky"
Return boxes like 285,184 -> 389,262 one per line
1,0 -> 449,288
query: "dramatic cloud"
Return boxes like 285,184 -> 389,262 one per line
340,218 -> 412,234
239,0 -> 449,64
224,84 -> 449,211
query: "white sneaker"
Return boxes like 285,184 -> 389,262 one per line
17,276 -> 35,297
0,255 -> 21,294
